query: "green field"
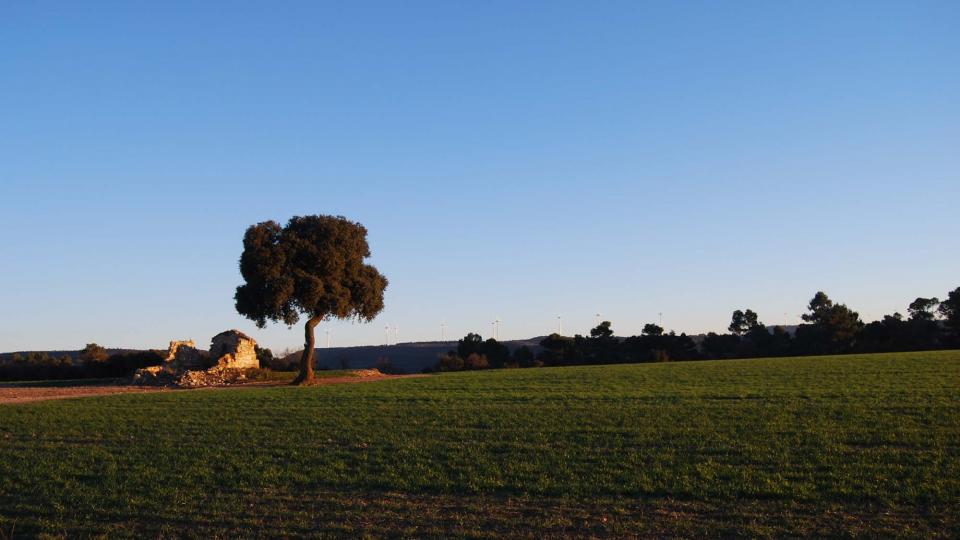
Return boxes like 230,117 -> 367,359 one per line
1,351 -> 958,538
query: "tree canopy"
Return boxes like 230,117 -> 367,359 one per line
79,343 -> 109,364
799,291 -> 862,353
235,215 -> 387,384
908,297 -> 940,321
728,309 -> 761,336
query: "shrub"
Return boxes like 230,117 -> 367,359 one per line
255,346 -> 274,369
436,352 -> 465,372
464,353 -> 490,370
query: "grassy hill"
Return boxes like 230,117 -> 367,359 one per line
1,351 -> 958,537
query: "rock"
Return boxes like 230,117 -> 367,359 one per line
165,340 -> 203,370
351,369 -> 384,378
173,366 -> 248,388
209,330 -> 258,370
132,364 -> 176,386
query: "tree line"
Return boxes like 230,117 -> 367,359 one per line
429,287 -> 960,371
3,286 -> 957,379
0,344 -> 165,381
0,343 -> 278,382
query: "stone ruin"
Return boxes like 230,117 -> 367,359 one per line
133,330 -> 259,388
166,340 -> 203,370
209,330 -> 258,369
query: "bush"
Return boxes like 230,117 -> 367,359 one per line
435,352 -> 464,372
652,349 -> 670,362
255,346 -> 274,369
431,351 -> 490,372
464,353 -> 490,370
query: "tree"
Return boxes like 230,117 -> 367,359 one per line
481,338 -> 510,369
590,321 -> 614,340
728,309 -> 760,336
801,292 -> 833,324
435,352 -> 465,372
798,291 -> 862,353
642,323 -> 664,336
766,326 -> 793,356
457,333 -> 484,359
235,215 -> 388,385
587,321 -> 618,363
512,345 -> 536,368
79,343 -> 108,364
702,332 -> 739,358
743,324 -> 772,357
908,297 -> 940,321
668,332 -> 700,361
255,345 -> 274,369
538,333 -> 577,365
938,287 -> 960,342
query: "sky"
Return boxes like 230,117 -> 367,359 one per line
1,1 -> 958,353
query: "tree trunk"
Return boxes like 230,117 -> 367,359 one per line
293,316 -> 323,385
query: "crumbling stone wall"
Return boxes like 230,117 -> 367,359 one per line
209,330 -> 258,369
166,340 -> 202,370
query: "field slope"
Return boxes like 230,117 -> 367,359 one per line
1,351 -> 958,538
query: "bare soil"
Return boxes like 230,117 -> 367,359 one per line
0,373 -> 426,405
0,385 -> 164,405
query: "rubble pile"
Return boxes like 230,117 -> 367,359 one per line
133,330 -> 259,388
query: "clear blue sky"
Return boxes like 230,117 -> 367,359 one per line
1,1 -> 958,353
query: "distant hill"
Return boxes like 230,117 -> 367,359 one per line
287,337 -> 548,373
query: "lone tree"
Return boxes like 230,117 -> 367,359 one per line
234,215 -> 388,384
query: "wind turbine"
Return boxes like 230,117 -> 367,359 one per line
493,318 -> 502,340
393,325 -> 399,345
440,321 -> 448,341
325,329 -> 331,348
556,316 -> 563,335
384,325 -> 391,346
595,312 -> 602,327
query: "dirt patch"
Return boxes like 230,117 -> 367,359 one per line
0,385 -> 166,405
0,373 -> 427,405
346,369 -> 385,377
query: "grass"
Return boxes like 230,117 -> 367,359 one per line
245,368 -> 378,383
0,351 -> 958,538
